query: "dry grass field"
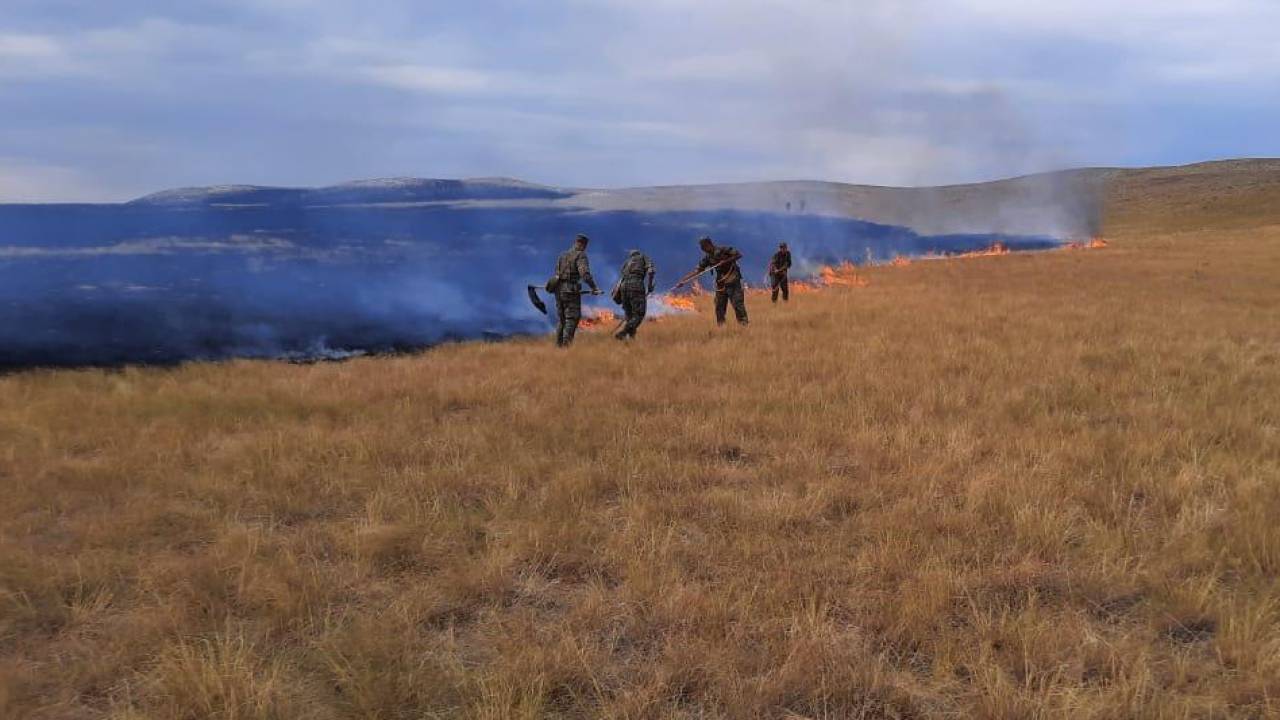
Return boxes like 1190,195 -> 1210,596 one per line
2,161 -> 1279,718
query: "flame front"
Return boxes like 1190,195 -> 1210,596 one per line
662,295 -> 697,312
818,261 -> 870,287
561,238 -> 1105,337
579,308 -> 618,330
953,241 -> 1010,258
1065,237 -> 1109,250
786,261 -> 870,294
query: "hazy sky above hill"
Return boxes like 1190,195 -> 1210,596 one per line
1,0 -> 1277,201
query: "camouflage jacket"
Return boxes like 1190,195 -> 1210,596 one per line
619,250 -> 655,289
697,245 -> 744,288
769,249 -> 792,274
555,247 -> 596,291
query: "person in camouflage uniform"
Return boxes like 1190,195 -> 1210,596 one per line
553,234 -> 601,346
615,249 -> 656,340
768,242 -> 792,303
680,236 -> 747,326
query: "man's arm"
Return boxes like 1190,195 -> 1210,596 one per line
677,254 -> 710,287
577,253 -> 599,292
645,257 -> 656,293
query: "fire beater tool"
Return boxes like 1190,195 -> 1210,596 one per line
670,256 -> 735,293
525,285 -> 602,315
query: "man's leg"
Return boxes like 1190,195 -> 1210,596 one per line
560,292 -> 582,345
627,291 -> 647,337
714,289 -> 729,325
617,288 -> 641,339
729,282 -> 748,324
555,298 -> 567,346
614,289 -> 629,339
780,274 -> 789,302
615,301 -> 630,340
770,274 -> 779,303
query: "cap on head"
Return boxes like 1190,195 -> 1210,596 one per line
779,242 -> 789,249
698,236 -> 715,250
574,233 -> 590,246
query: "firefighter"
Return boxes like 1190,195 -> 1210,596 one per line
551,234 -> 602,346
768,242 -> 792,303
614,249 -> 656,340
676,236 -> 748,326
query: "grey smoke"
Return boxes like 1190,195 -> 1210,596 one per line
0,175 -> 1090,368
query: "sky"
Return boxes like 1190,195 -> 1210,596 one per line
1,0 -> 1277,202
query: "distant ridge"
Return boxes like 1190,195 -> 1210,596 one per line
121,158 -> 1280,236
129,177 -> 572,207
124,169 -> 1111,236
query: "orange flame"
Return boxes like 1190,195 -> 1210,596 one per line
1065,237 -> 1109,250
819,261 -> 870,287
579,308 -> 618,330
785,261 -> 870,294
662,295 -> 697,312
950,241 -> 1010,258
896,242 -> 1011,264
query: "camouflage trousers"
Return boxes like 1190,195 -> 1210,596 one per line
715,281 -> 748,325
617,283 -> 648,338
769,271 -> 790,302
555,288 -> 582,346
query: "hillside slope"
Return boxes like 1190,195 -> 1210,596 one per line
114,158 -> 1280,237
562,170 -> 1107,236
1106,158 -> 1280,232
1,162 -> 1278,718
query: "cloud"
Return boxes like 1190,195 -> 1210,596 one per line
0,33 -> 64,60
358,65 -> 499,94
0,1 -> 1277,201
951,0 -> 1273,31
0,158 -> 109,202
942,0 -> 1280,83
642,52 -> 774,83
0,18 -> 252,83
0,33 -> 76,77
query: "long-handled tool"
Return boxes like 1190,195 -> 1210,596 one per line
525,284 -> 601,315
669,256 -> 735,293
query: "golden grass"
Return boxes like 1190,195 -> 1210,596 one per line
2,174 -> 1279,718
